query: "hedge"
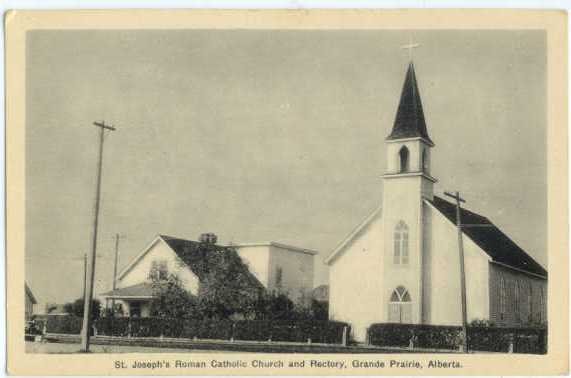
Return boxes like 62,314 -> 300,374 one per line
368,323 -> 547,354
45,316 -> 349,345
233,320 -> 349,344
368,323 -> 460,350
46,315 -> 83,335
468,327 -> 547,354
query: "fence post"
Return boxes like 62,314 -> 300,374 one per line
342,326 -> 348,346
230,323 -> 235,342
366,327 -> 370,346
127,318 -> 132,338
307,338 -> 312,345
458,329 -> 465,353
508,334 -> 514,353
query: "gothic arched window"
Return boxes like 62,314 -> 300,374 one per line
528,283 -> 533,322
388,286 -> 412,323
399,146 -> 409,173
514,281 -> 521,322
393,221 -> 409,265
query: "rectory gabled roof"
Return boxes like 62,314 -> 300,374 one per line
158,235 -> 264,289
426,196 -> 547,278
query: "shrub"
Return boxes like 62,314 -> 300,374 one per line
368,323 -> 461,349
95,317 -> 130,336
46,315 -> 349,345
63,299 -> 101,320
46,315 -> 83,334
311,300 -> 329,320
512,327 -> 547,354
467,327 -> 510,352
233,320 -> 349,344
368,323 -> 547,354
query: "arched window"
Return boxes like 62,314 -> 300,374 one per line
528,283 -> 533,322
393,221 -> 409,265
499,277 -> 506,320
539,287 -> 545,323
399,146 -> 409,173
388,286 -> 412,323
422,149 -> 428,172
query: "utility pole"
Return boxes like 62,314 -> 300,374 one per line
81,121 -> 116,352
111,234 -> 125,314
444,191 -> 468,353
82,253 -> 87,302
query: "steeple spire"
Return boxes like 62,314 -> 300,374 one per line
387,62 -> 433,144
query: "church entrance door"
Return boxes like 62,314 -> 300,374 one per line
388,286 -> 412,323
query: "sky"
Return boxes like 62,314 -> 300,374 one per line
25,30 -> 546,306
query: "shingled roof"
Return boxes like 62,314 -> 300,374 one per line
387,62 -> 433,144
427,196 -> 547,278
159,235 -> 264,290
101,282 -> 155,298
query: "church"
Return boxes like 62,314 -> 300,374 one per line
325,61 -> 547,342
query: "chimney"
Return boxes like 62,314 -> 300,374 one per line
199,233 -> 217,245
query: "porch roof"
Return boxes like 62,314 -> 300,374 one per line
101,283 -> 155,300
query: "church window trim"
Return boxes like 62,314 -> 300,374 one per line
393,221 -> 409,265
399,146 -> 410,173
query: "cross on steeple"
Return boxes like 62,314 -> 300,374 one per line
401,36 -> 420,61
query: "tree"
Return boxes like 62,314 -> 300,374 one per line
252,291 -> 299,320
186,244 -> 264,319
311,299 -> 329,320
64,298 -> 101,319
149,268 -> 197,319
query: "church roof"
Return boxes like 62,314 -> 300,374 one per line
427,196 -> 547,278
387,62 -> 433,144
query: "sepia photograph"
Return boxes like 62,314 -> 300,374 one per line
6,9 -> 568,376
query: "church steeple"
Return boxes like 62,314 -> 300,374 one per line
382,60 -> 436,198
387,62 -> 433,145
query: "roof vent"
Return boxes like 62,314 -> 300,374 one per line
199,233 -> 217,244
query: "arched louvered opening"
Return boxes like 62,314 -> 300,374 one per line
422,149 -> 428,172
399,146 -> 409,173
